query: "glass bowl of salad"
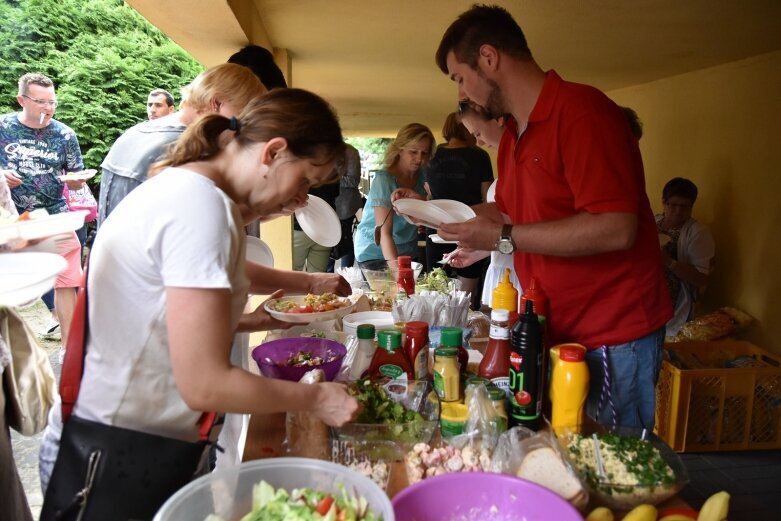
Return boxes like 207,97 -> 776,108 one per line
333,379 -> 441,453
154,457 -> 394,521
557,424 -> 689,511
252,337 -> 347,381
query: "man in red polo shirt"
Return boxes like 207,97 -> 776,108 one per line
434,5 -> 672,429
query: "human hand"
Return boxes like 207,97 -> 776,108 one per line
311,382 -> 360,427
438,216 -> 504,251
308,272 -> 351,297
391,188 -> 425,203
447,247 -> 491,268
2,169 -> 22,188
241,290 -> 294,332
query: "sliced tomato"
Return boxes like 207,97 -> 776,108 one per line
16,211 -> 30,222
289,305 -> 314,314
315,495 -> 334,515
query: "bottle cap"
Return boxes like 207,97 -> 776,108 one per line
520,276 -> 548,317
559,344 -> 586,362
434,346 -> 458,357
397,256 -> 411,269
405,321 -> 428,335
491,268 -> 518,312
490,309 -> 510,322
357,323 -> 375,340
439,327 -> 463,348
377,329 -> 401,350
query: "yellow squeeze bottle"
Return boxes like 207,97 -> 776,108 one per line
550,343 -> 589,435
491,268 -> 518,312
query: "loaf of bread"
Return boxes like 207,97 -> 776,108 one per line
285,369 -> 330,459
517,446 -> 587,510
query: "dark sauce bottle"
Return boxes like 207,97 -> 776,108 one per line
508,300 -> 544,430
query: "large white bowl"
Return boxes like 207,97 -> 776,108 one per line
154,458 -> 394,520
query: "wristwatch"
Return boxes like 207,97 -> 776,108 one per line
496,224 -> 515,254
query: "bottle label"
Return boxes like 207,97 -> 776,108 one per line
489,324 -> 509,339
413,348 -> 428,380
509,353 -> 541,422
490,376 -> 511,398
379,364 -> 404,379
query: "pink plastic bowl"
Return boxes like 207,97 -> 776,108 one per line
392,471 -> 582,521
251,337 -> 346,382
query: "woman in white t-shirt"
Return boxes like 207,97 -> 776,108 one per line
39,89 -> 359,496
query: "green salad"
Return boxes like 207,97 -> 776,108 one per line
415,267 -> 453,294
204,480 -> 380,521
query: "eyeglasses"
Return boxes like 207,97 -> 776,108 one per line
22,94 -> 58,108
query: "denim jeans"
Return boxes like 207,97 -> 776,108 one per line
585,327 -> 665,430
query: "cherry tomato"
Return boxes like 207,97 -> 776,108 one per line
315,495 -> 334,515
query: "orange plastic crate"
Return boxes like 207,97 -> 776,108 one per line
655,340 -> 781,452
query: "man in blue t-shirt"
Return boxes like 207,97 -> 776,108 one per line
0,72 -> 86,349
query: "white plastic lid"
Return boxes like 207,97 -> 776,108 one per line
491,309 -> 510,322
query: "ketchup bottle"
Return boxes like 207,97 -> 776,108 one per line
478,309 -> 511,396
396,256 -> 415,296
520,276 -> 548,321
367,329 -> 414,381
404,321 -> 429,380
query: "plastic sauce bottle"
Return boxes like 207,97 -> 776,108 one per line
491,268 -> 518,313
478,309 -> 511,397
367,329 -> 414,381
433,347 -> 461,402
520,276 -> 548,321
349,324 -> 377,380
396,256 -> 415,296
439,327 -> 468,377
549,343 -> 589,435
509,300 -> 544,430
404,321 -> 429,381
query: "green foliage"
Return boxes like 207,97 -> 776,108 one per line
0,0 -> 203,178
346,137 -> 392,172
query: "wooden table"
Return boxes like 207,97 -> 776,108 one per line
243,411 -> 692,516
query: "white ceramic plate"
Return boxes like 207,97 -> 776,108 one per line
264,293 -> 360,324
57,169 -> 97,182
0,252 -> 67,307
428,199 -> 476,222
429,233 -> 458,245
0,210 -> 88,246
294,195 -> 341,247
245,236 -> 274,267
392,198 -> 451,228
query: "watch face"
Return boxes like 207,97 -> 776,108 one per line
498,239 -> 514,254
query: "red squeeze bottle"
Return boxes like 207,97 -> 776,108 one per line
520,276 -> 548,319
396,256 -> 415,295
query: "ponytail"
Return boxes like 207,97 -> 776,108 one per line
149,115 -> 234,175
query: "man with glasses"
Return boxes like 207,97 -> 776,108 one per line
0,72 -> 86,355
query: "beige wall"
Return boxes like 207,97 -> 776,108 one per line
609,50 -> 781,353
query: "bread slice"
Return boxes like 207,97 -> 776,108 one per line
517,447 -> 584,502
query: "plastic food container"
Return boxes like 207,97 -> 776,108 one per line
153,457 -> 394,520
333,380 -> 440,453
360,267 -> 398,296
558,424 -> 689,510
251,337 -> 346,381
392,471 -> 582,521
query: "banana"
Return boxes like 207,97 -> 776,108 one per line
622,504 -> 658,521
586,506 -> 614,521
697,490 -> 730,521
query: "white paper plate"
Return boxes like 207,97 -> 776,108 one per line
429,233 -> 458,244
486,179 -> 497,203
0,210 -> 88,246
245,236 -> 274,267
294,195 -> 341,247
392,198 -> 451,228
57,169 -> 97,181
428,199 -> 476,222
264,293 -> 360,324
0,252 -> 67,307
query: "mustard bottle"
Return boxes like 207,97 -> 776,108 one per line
549,343 -> 589,435
491,268 -> 518,313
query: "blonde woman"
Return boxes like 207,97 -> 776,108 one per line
40,89 -> 358,517
97,63 -> 267,227
354,123 -> 436,269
